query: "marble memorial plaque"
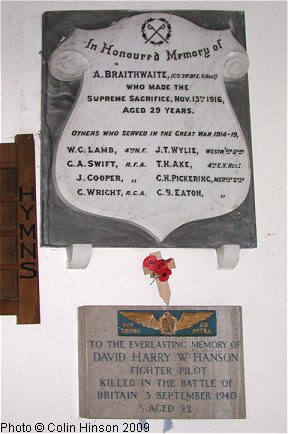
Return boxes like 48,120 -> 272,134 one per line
42,11 -> 256,247
78,305 -> 245,419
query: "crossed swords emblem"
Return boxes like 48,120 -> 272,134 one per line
142,18 -> 172,45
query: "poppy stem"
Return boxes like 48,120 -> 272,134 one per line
150,275 -> 159,285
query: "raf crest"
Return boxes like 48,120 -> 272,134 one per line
118,310 -> 216,336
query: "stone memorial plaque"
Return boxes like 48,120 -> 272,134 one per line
78,305 -> 245,419
42,11 -> 256,247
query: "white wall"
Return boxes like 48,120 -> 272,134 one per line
1,1 -> 287,433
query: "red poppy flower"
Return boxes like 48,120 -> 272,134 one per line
153,259 -> 168,272
143,255 -> 158,271
159,268 -> 172,282
155,258 -> 172,270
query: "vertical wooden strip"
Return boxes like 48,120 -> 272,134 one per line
16,134 -> 40,324
0,142 -> 19,315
